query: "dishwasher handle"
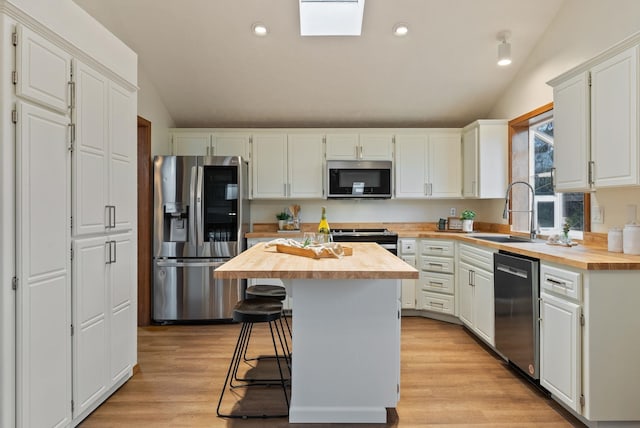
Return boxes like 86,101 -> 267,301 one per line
496,263 -> 528,279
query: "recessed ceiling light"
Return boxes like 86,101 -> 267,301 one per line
393,23 -> 408,37
252,22 -> 268,36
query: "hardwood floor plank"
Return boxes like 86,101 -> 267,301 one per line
80,317 -> 585,427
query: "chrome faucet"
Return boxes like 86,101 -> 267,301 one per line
502,181 -> 539,241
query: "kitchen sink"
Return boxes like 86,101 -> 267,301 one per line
472,235 -> 533,243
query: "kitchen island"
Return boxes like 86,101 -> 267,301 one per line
214,242 -> 418,423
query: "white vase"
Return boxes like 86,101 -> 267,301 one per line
278,220 -> 285,230
462,219 -> 474,232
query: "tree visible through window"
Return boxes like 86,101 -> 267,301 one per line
529,118 -> 584,237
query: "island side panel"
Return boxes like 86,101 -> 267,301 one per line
288,278 -> 400,424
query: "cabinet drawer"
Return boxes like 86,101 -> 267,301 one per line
459,243 -> 494,272
401,255 -> 417,268
420,272 -> 454,294
540,263 -> 582,301
421,255 -> 454,274
417,291 -> 454,314
400,239 -> 417,254
421,239 -> 454,257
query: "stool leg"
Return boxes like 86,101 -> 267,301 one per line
268,320 -> 290,412
217,322 -> 250,416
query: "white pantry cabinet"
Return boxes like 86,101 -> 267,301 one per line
549,41 -> 640,191
15,100 -> 72,428
461,120 -> 508,198
251,133 -> 324,199
73,60 -> 136,236
72,233 -> 134,418
395,131 -> 461,199
457,244 -> 495,346
5,5 -> 138,428
325,132 -> 393,160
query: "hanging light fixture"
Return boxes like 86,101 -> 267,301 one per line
497,31 -> 512,66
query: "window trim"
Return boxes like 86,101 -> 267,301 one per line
508,102 -> 591,234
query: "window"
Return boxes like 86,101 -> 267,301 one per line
510,104 -> 588,238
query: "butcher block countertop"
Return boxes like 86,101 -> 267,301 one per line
247,223 -> 640,271
214,242 -> 419,280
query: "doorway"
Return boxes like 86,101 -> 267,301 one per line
137,116 -> 152,326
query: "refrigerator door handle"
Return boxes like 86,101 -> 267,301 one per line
196,166 -> 204,249
189,166 -> 197,245
155,260 -> 226,268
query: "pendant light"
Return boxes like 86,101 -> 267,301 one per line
497,31 -> 512,66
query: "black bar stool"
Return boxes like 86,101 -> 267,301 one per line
246,284 -> 292,341
216,298 -> 290,419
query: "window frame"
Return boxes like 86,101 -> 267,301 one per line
508,103 -> 591,237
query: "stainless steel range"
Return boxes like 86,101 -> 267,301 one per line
330,228 -> 398,255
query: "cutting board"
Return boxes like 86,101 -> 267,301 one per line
275,244 -> 353,259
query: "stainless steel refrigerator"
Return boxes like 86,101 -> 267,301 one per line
152,156 -> 249,322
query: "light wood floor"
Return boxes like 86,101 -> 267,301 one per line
80,316 -> 585,427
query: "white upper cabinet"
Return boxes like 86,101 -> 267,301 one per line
252,133 -> 324,199
326,132 -> 393,160
171,130 -> 250,158
15,25 -> 72,113
171,131 -> 211,155
550,43 -> 640,191
73,60 -> 136,236
552,73 -> 590,191
395,131 -> 461,199
461,120 -> 508,198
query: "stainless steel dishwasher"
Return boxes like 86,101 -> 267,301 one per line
494,251 -> 540,380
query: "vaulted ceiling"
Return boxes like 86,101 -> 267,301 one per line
73,0 -> 565,128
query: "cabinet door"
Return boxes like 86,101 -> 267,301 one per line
428,132 -> 461,198
540,292 -> 582,413
288,134 -> 325,198
325,133 -> 359,159
108,81 -> 137,232
110,233 -> 135,383
462,126 -> 479,197
395,134 -> 427,198
553,72 -> 590,191
212,132 -> 250,158
472,268 -> 495,346
74,61 -> 109,236
171,132 -> 211,155
16,101 -> 72,428
15,25 -> 72,113
400,255 -> 416,309
359,133 -> 393,160
252,133 -> 287,198
458,262 -> 473,328
591,46 -> 639,188
73,237 -> 109,417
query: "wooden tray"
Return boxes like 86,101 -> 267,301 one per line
275,244 -> 352,259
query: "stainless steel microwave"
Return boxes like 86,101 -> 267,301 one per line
326,160 -> 392,199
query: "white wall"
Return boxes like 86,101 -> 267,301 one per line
489,0 -> 640,232
137,66 -> 175,154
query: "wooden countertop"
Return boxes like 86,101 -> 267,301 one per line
246,227 -> 640,270
411,232 -> 640,271
214,242 -> 419,280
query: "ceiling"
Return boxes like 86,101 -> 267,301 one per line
72,0 -> 565,128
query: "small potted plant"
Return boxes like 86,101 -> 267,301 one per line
276,211 -> 290,230
460,209 -> 476,232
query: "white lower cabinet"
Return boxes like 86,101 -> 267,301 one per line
398,239 -> 417,309
540,291 -> 581,413
457,244 -> 495,346
417,240 -> 455,315
73,233 -> 135,418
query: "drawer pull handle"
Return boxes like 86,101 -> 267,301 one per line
547,277 -> 566,286
429,302 -> 444,308
428,262 -> 444,267
428,246 -> 445,250
429,281 -> 444,287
